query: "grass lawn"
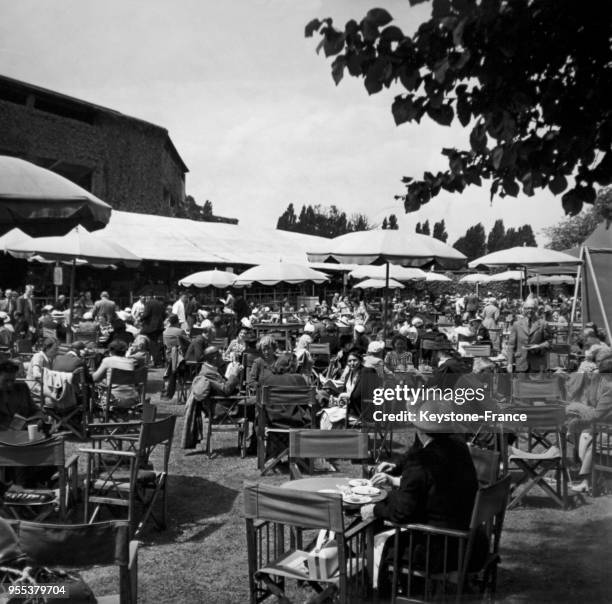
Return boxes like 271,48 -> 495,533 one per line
75,369 -> 612,603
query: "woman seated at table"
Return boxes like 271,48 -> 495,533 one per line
127,334 -> 150,369
25,337 -> 59,402
384,335 -> 413,372
319,347 -> 363,430
293,333 -> 313,379
92,340 -> 139,409
224,326 -> 248,362
361,400 -> 483,595
247,336 -> 278,392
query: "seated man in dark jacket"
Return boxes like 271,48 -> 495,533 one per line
0,360 -> 43,430
428,345 -> 470,390
180,346 -> 241,449
362,398 -> 481,593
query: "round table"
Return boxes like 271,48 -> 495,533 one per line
0,430 -> 49,446
281,476 -> 387,509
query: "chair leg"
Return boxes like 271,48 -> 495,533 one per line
205,407 -> 213,457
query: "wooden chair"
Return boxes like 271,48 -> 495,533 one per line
288,430 -> 369,479
499,405 -> 569,510
468,444 -> 500,486
95,367 -> 148,422
462,344 -> 492,358
310,342 -> 331,374
211,337 -> 229,352
176,360 -> 202,405
511,375 -> 566,406
0,436 -> 78,521
256,386 -> 315,475
81,415 -> 176,537
345,370 -> 390,463
387,476 -> 512,603
6,520 -> 138,604
591,421 -> 612,497
42,367 -> 89,440
244,482 -> 374,604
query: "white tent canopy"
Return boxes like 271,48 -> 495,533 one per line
308,229 -> 466,269
459,273 -> 490,283
178,269 -> 238,288
526,275 -> 576,285
469,246 -> 581,269
354,278 -> 404,290
348,265 -> 426,281
424,272 -> 452,282
234,263 -> 329,287
485,270 -> 524,282
92,211 -> 327,266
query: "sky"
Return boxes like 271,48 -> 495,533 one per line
0,0 -> 568,243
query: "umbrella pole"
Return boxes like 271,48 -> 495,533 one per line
54,261 -> 59,303
383,261 -> 390,338
67,259 -> 76,344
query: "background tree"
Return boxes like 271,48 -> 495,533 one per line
202,200 -> 214,219
420,219 -> 431,236
306,1 -> 612,217
487,219 -> 506,253
276,203 -> 371,237
543,186 -> 612,250
432,219 -> 448,242
381,217 -> 389,229
453,223 -> 485,261
276,203 -> 298,231
388,214 -> 399,229
415,222 -> 422,234
516,225 -> 536,247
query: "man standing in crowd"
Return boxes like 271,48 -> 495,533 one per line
16,284 -> 36,330
92,291 -> 116,322
140,295 -> 165,366
507,298 -> 551,373
131,295 -> 146,323
171,292 -> 189,331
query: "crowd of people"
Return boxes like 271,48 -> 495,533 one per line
0,280 -> 609,596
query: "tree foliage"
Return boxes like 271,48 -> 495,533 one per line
416,219 -> 431,235
432,219 -> 448,242
453,222 -> 486,261
381,213 -> 399,229
306,1 -> 612,216
543,186 -> 612,250
486,219 -> 506,253
453,219 -> 535,259
176,196 -> 238,224
276,203 -> 372,238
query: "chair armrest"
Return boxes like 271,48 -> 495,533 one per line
89,421 -> 142,429
129,540 -> 139,571
345,517 -> 377,540
64,454 -> 79,470
78,448 -> 137,458
390,523 -> 469,540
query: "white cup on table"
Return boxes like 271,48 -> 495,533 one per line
27,425 -> 38,441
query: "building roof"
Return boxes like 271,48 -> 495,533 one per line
0,74 -> 188,173
95,211 -> 329,266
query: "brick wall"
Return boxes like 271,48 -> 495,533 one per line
0,98 -> 185,215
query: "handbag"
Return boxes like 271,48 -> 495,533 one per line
306,530 -> 338,580
43,381 -> 77,412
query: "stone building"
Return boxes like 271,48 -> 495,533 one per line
0,74 -> 188,215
